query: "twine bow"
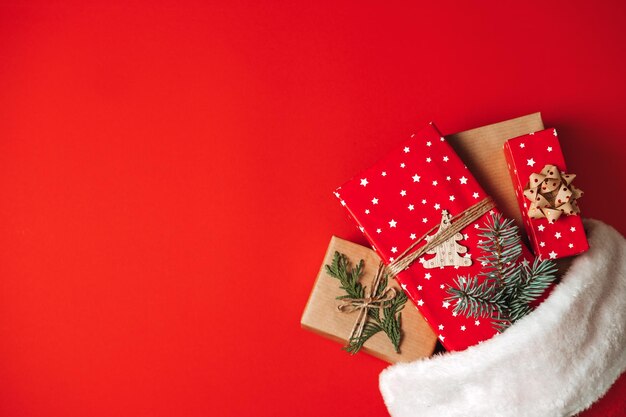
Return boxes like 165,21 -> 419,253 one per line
337,262 -> 396,343
523,164 -> 583,224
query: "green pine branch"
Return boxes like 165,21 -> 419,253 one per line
325,252 -> 407,354
447,213 -> 558,332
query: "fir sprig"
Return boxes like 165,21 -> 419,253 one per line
326,252 -> 407,354
447,213 -> 558,332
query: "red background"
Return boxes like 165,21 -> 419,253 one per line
1,1 -> 625,416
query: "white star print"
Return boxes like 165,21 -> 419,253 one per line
426,141 -> 432,147
381,171 -> 387,176
389,219 -> 397,228
459,176 -> 468,184
570,227 -> 576,232
359,226 -> 364,232
417,299 -> 424,306
549,251 -> 558,259
520,143 -> 525,148
376,228 -> 382,234
553,129 -> 557,136
426,157 -> 432,163
422,218 -> 428,223
452,311 -> 458,317
443,156 -> 449,162
424,273 -> 431,280
474,224 -> 480,229
410,233 -> 416,240
360,178 -> 368,186
442,301 -> 451,309
417,285 -> 422,290
432,180 -> 438,186
446,176 -> 451,181
547,147 -> 553,152
408,204 -> 414,211
365,209 -> 370,214
440,136 -> 445,142
449,195 -> 455,201
412,174 -> 420,182
340,200 -> 346,206
400,190 -> 407,196
474,320 -> 480,326
400,162 -> 406,168
389,257 -> 394,262
569,243 -> 574,248
421,199 -> 427,204
540,242 -> 546,247
463,233 -> 469,240
527,158 -> 536,167
403,146 -> 410,153
538,225 -> 545,232
472,192 -> 479,199
439,335 -> 445,341
438,324 -> 444,330
372,198 -> 379,205
439,284 -> 445,289
434,203 -> 440,210
555,232 -> 562,239
460,325 -> 466,331
391,247 -> 398,253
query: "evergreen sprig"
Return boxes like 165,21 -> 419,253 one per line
447,213 -> 558,332
325,252 -> 407,354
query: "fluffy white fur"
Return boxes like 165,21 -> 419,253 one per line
379,219 -> 626,417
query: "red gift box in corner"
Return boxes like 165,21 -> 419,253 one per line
504,128 -> 589,260
334,122 -> 535,352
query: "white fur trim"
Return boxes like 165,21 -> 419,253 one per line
379,219 -> 626,417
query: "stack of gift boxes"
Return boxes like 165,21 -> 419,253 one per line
301,113 -> 588,362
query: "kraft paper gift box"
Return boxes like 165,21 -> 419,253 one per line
301,236 -> 438,363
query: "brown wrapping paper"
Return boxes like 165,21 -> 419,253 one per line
301,236 -> 438,363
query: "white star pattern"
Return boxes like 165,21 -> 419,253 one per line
442,301 -> 451,309
400,162 -> 406,168
463,234 -> 469,240
527,158 -> 536,167
449,195 -> 455,201
570,227 -> 576,232
520,143 -> 525,148
439,335 -> 445,341
340,200 -> 346,206
446,176 -> 451,181
474,320 -> 480,326
549,251 -> 558,259
438,324 -> 444,330
371,197 -> 379,205
547,146 -> 553,152
412,174 -> 420,182
432,180 -> 438,186
376,228 -> 382,234
400,190 -> 407,196
403,146 -> 410,153
540,242 -> 546,247
408,204 -> 414,211
439,284 -> 445,289
426,141 -> 432,147
434,203 -> 440,210
538,225 -> 545,232
460,326 -> 466,331
391,247 -> 398,253
410,233 -> 416,240
426,157 -> 431,163
360,178 -> 368,186
389,219 -> 397,228
417,299 -> 424,306
417,285 -> 422,290
440,136 -> 445,142
421,199 -> 427,204
381,171 -> 387,176
459,176 -> 468,184
365,209 -> 370,214
424,273 -> 431,280
555,232 -> 562,239
569,243 -> 574,249
443,156 -> 449,162
422,218 -> 428,223
472,192 -> 479,199
553,129 -> 557,136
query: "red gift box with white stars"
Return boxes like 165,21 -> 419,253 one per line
503,128 -> 589,260
334,123 -> 535,352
